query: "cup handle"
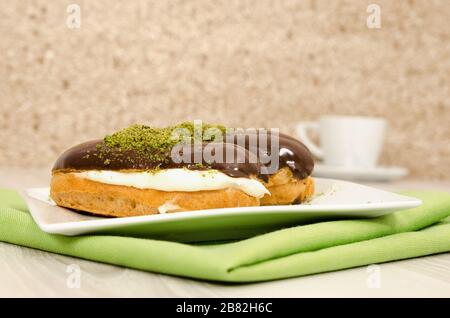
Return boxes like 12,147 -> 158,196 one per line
295,122 -> 324,159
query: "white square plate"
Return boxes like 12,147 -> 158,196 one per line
22,178 -> 421,242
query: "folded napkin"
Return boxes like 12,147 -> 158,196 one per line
0,189 -> 449,282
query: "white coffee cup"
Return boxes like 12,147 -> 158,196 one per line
296,116 -> 386,168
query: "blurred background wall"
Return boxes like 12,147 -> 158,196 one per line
0,0 -> 449,179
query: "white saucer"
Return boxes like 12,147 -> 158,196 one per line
312,164 -> 409,182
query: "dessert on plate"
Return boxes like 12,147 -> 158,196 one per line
50,122 -> 314,217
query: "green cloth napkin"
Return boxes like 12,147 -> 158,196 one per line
0,189 -> 449,283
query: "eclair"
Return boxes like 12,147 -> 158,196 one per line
50,122 -> 315,217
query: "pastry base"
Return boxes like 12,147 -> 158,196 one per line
50,169 -> 315,217
261,168 -> 314,205
50,172 -> 259,217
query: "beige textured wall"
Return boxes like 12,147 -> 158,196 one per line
0,0 -> 449,179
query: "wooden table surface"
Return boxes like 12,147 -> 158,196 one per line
1,167 -> 449,298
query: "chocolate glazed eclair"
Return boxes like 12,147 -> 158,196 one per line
50,123 -> 314,217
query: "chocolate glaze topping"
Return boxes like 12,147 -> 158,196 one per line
224,131 -> 314,180
53,131 -> 314,180
53,140 -> 262,179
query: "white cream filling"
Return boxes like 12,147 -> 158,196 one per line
157,201 -> 181,214
73,168 -> 270,198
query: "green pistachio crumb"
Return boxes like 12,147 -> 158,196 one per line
101,122 -> 226,163
193,162 -> 204,168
